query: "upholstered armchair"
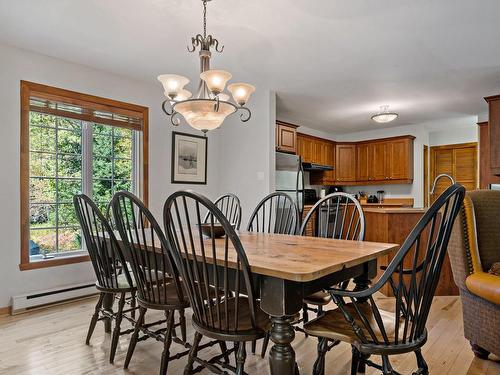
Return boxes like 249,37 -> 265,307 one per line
449,190 -> 500,359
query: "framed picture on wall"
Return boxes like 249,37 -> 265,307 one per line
171,131 -> 207,184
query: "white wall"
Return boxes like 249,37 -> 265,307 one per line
429,126 -> 478,146
0,43 -> 226,307
215,90 -> 276,226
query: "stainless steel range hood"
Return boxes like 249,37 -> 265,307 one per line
302,162 -> 334,171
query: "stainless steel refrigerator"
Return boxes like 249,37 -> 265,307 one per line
275,152 -> 304,215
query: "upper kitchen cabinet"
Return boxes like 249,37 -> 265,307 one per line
355,136 -> 414,185
276,121 -> 298,154
485,95 -> 500,175
335,143 -> 357,182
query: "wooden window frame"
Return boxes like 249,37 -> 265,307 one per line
20,81 -> 149,271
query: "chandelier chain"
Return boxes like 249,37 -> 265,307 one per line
203,0 -> 207,38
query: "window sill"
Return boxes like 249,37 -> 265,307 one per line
19,255 -> 90,271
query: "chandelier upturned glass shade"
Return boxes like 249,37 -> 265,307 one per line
158,0 -> 254,133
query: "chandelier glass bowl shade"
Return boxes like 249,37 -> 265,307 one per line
371,105 -> 399,123
158,0 -> 255,133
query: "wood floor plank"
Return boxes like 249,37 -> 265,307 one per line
0,296 -> 497,374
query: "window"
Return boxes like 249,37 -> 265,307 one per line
20,81 -> 148,270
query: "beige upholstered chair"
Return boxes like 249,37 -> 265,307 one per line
449,190 -> 500,359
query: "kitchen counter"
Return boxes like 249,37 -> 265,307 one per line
362,207 -> 427,214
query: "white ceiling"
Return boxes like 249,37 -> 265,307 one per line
1,0 -> 500,133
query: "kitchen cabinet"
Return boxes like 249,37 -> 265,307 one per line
478,121 -> 500,188
355,136 -> 414,184
485,95 -> 500,175
276,121 -> 298,154
335,144 -> 357,182
310,140 -> 336,184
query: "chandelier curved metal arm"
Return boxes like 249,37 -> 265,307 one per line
237,106 -> 252,122
170,111 -> 182,126
161,99 -> 174,116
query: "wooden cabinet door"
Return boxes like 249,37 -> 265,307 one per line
323,142 -> 336,183
371,142 -> 388,181
335,144 -> 356,182
387,138 -> 413,180
356,143 -> 370,181
297,134 -> 311,162
487,97 -> 500,175
276,123 -> 297,153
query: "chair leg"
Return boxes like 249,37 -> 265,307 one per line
251,339 -> 256,354
218,341 -> 230,364
317,305 -> 324,318
312,337 -> 327,375
261,332 -> 270,358
351,346 -> 360,375
159,310 -> 175,375
235,341 -> 247,375
184,331 -> 202,375
470,341 -> 490,359
124,306 -> 146,369
130,290 -> 136,320
110,292 -> 126,363
357,353 -> 369,373
86,292 -> 104,345
302,303 -> 309,324
413,349 -> 428,375
179,308 -> 186,343
382,355 -> 394,375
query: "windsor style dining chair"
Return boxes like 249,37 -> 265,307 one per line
246,191 -> 300,357
111,191 -> 190,375
164,190 -> 271,375
247,192 -> 300,235
204,193 -> 242,230
304,184 -> 466,375
299,193 -> 365,325
73,194 -> 137,364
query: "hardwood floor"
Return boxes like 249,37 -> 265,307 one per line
0,296 -> 498,374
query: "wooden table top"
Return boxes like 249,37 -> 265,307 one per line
115,230 -> 398,283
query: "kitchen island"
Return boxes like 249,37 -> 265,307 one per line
364,207 -> 458,296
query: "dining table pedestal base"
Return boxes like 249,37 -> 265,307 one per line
269,315 -> 300,375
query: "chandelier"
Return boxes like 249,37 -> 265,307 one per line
158,0 -> 255,134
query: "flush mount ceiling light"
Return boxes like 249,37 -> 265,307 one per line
158,0 -> 255,134
371,105 -> 398,123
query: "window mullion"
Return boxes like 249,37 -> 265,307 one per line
82,121 -> 93,198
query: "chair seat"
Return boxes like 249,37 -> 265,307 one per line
304,302 -> 402,344
196,296 -> 271,333
137,282 -> 190,309
303,290 -> 332,305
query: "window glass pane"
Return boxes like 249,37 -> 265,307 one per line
114,136 -> 132,158
114,180 -> 132,192
58,154 -> 82,178
30,152 -> 56,177
115,159 -> 132,180
93,179 -> 113,202
58,203 -> 79,227
93,123 -> 112,136
93,135 -> 112,158
30,229 -> 57,255
30,204 -> 56,228
114,127 -> 133,138
57,117 -> 81,131
93,157 -> 113,179
30,112 -> 56,127
58,228 -> 82,252
30,177 -> 56,203
30,126 -> 55,152
58,179 -> 82,202
58,129 -> 82,154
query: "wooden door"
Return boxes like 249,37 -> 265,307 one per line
356,143 -> 370,181
430,143 -> 478,203
478,122 -> 500,188
387,138 -> 412,180
335,144 -> 356,182
370,142 -> 388,181
276,123 -> 297,153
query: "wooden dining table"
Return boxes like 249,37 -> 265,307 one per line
111,231 -> 398,375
